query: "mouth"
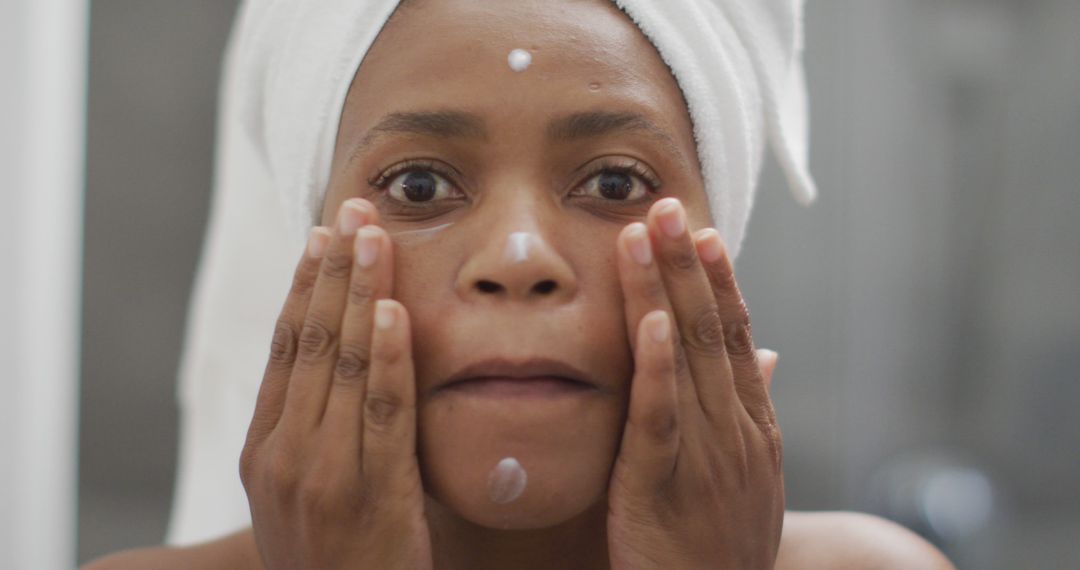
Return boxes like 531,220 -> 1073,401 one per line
436,357 -> 598,399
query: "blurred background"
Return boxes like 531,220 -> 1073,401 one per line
1,0 -> 1077,568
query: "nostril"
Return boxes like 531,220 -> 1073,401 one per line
533,280 -> 557,294
477,280 -> 503,294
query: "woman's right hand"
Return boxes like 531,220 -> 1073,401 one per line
239,198 -> 433,569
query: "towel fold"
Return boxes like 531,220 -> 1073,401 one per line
166,0 -> 816,545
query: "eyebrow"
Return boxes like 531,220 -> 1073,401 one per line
353,110 -> 487,150
347,109 -> 688,167
546,110 -> 682,158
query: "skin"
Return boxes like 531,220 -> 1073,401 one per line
82,0 -> 957,568
323,0 -> 711,542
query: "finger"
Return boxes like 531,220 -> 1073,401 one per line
615,310 -> 680,494
281,198 -> 376,431
321,225 -> 394,453
247,227 -> 329,446
693,228 -> 775,429
646,198 -> 738,424
616,221 -> 702,421
361,299 -> 420,496
757,349 -> 778,390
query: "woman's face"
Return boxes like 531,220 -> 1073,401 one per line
322,0 -> 710,529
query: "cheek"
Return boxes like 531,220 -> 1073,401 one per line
388,244 -> 449,382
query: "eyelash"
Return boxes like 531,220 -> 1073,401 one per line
366,158 -> 663,210
573,159 -> 663,201
367,158 -> 455,190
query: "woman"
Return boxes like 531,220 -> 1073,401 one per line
85,0 -> 954,567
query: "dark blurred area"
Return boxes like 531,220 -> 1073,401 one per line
78,1 -> 1080,568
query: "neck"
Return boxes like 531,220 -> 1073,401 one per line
425,495 -> 611,570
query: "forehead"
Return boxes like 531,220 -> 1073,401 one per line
334,0 -> 698,167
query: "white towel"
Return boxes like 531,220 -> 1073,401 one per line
166,0 -> 816,545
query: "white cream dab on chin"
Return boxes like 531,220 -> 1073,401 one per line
507,48 -> 532,72
488,457 -> 527,504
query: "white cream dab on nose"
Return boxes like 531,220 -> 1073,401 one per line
505,232 -> 533,263
488,457 -> 527,504
507,48 -> 532,72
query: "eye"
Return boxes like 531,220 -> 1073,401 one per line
572,160 -> 661,203
368,160 -> 464,207
387,170 -> 457,203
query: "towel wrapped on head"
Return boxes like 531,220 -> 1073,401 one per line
166,0 -> 816,545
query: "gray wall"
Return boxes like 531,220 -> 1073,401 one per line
78,0 -> 240,561
79,1 -> 1080,567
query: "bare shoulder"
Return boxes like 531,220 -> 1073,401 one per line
80,527 -> 261,570
775,510 -> 956,570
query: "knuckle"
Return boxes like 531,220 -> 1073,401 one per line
684,306 -> 726,356
262,445 -> 300,496
364,389 -> 405,429
711,263 -> 739,294
297,476 -> 335,517
744,402 -> 777,440
269,321 -> 300,365
347,280 -> 378,306
291,262 -> 318,297
723,318 -> 754,359
297,319 -> 337,360
639,405 -> 678,445
663,245 -> 700,272
238,443 -> 259,488
770,430 -> 784,471
638,277 -> 668,304
321,250 -> 353,280
759,416 -> 784,470
334,348 -> 371,382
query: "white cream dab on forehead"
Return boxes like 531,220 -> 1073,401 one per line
488,457 -> 527,504
507,48 -> 532,72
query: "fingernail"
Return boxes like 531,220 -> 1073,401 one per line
375,300 -> 396,330
759,349 -> 778,367
356,226 -> 379,267
338,200 -> 367,236
657,199 -> 685,238
307,227 -> 330,258
625,223 -> 652,266
648,311 -> 670,343
696,229 -> 726,264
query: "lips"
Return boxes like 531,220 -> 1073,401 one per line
438,356 -> 595,391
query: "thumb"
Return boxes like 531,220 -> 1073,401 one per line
756,349 -> 779,389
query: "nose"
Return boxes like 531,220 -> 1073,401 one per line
455,214 -> 578,304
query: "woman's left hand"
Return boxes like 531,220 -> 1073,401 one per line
607,197 -> 785,569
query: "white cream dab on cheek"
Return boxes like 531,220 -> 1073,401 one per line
389,222 -> 454,241
488,457 -> 528,504
507,48 -> 532,72
505,232 -> 533,263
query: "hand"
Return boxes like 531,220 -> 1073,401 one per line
238,199 -> 433,569
607,198 -> 785,569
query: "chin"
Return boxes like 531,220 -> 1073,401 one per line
416,391 -> 624,529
